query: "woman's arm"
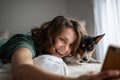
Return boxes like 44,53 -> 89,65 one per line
11,47 -> 75,80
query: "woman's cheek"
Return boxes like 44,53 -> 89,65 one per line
55,42 -> 63,48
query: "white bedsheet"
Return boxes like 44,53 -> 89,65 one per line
67,63 -> 102,77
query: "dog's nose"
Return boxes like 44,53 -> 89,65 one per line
83,57 -> 88,61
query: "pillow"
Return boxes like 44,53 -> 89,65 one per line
33,55 -> 68,76
0,30 -> 9,40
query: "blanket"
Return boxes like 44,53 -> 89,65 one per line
33,55 -> 68,76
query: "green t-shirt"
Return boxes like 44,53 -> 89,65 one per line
0,34 -> 40,61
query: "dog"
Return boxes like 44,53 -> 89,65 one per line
63,34 -> 105,65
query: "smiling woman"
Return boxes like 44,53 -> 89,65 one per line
48,27 -> 77,58
0,16 -> 82,80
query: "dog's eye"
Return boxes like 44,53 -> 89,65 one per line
82,44 -> 85,47
88,44 -> 94,51
88,44 -> 92,48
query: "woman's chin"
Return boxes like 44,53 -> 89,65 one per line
52,53 -> 62,58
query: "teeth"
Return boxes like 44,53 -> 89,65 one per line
57,49 -> 64,55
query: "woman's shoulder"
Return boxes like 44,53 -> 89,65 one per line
0,33 -> 37,59
9,33 -> 33,41
11,33 -> 32,38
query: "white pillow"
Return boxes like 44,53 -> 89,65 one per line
33,55 -> 68,76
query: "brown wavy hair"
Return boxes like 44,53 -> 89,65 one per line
31,16 -> 87,55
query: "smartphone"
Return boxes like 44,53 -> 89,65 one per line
101,45 -> 120,71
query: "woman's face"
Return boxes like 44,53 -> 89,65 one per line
48,27 -> 77,58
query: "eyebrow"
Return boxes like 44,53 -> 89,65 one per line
62,35 -> 74,45
62,36 -> 68,41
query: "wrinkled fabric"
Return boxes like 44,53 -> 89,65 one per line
34,54 -> 68,76
0,34 -> 39,61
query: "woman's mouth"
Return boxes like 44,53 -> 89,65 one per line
55,49 -> 64,57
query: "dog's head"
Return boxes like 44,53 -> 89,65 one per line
76,34 -> 105,62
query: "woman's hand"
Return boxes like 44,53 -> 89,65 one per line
76,70 -> 120,80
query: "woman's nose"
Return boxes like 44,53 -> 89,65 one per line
63,44 -> 69,51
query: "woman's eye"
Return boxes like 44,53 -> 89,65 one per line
60,38 -> 66,44
69,44 -> 73,49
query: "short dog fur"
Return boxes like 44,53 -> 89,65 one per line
63,34 -> 105,65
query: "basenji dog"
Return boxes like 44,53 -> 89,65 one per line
63,34 -> 105,65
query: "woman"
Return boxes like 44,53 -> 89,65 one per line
0,16 -> 120,80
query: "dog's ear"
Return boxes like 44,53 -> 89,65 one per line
94,33 -> 105,44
